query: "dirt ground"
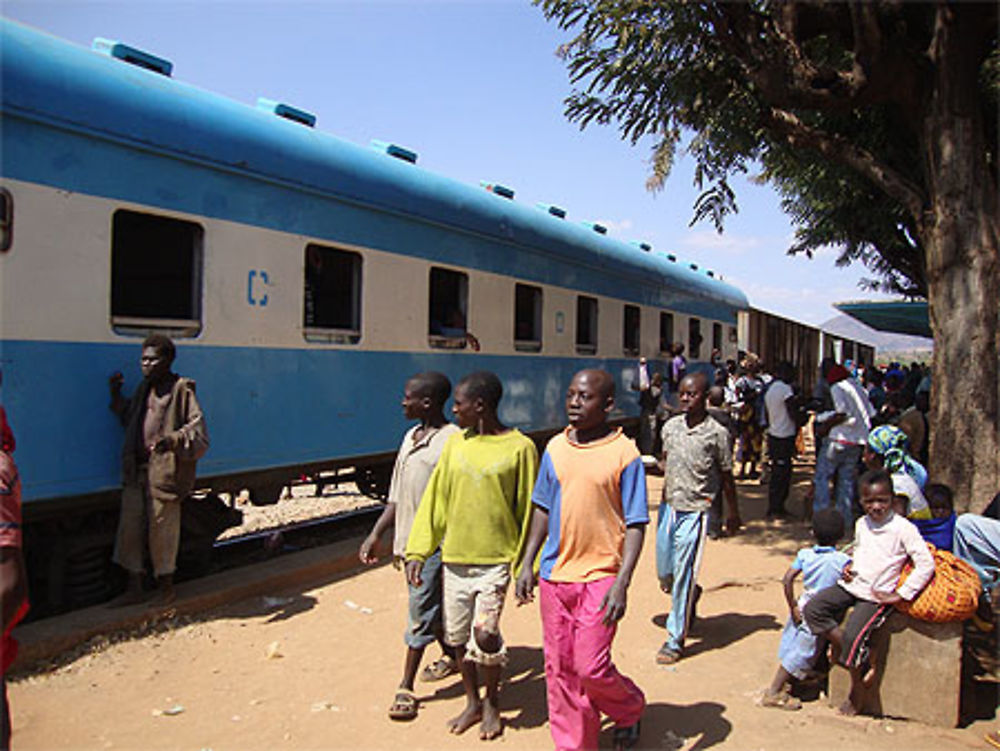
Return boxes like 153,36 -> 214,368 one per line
8,467 -> 997,751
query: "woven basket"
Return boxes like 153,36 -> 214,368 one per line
896,543 -> 982,623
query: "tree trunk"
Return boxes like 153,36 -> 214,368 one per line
921,6 -> 1000,514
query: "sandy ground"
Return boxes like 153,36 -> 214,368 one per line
8,466 -> 997,751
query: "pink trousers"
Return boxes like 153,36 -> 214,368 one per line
540,577 -> 645,751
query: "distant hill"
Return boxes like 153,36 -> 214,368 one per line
820,314 -> 934,354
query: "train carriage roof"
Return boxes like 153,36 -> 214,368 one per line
1,19 -> 748,313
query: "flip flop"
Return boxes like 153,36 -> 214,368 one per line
656,643 -> 681,665
388,691 -> 418,721
760,691 -> 802,711
420,655 -> 458,682
613,720 -> 641,750
984,730 -> 1000,749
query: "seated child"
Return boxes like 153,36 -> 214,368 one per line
761,509 -> 849,710
803,469 -> 935,716
913,483 -> 957,551
405,371 -> 538,741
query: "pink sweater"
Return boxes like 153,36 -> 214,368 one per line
840,512 -> 935,602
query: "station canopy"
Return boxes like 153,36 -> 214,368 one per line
834,300 -> 931,338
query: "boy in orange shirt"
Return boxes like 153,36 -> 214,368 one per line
516,370 -> 646,751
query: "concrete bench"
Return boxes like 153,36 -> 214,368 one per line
828,610 -> 963,727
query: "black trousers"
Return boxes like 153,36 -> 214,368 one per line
767,434 -> 796,515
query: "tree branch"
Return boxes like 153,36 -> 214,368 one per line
766,108 -> 926,218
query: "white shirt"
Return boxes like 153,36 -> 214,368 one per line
828,377 -> 875,446
839,511 -> 935,602
764,379 -> 797,439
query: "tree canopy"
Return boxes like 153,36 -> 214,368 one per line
538,0 -> 999,510
538,0 -> 997,297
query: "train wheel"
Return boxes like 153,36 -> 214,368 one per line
356,465 -> 391,502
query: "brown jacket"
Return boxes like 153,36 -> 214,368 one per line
118,375 -> 209,502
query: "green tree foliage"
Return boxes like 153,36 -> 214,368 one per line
539,0 -> 1000,511
538,0 -> 996,297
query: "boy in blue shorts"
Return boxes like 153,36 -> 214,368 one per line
761,508 -> 848,710
406,371 -> 537,741
359,372 -> 460,721
516,369 -> 647,751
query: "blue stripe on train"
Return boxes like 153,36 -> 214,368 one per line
3,339 -> 678,504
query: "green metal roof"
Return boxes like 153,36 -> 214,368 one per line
834,300 -> 931,338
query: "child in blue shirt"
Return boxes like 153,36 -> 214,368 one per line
761,509 -> 849,709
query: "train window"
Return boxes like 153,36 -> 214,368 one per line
659,312 -> 674,355
111,210 -> 202,336
576,296 -> 598,355
623,304 -> 640,356
514,283 -> 542,352
303,244 -> 362,344
0,189 -> 11,253
712,322 -> 723,352
688,317 -> 703,360
429,266 -> 469,349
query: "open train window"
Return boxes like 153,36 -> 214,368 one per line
688,317 -> 703,360
111,209 -> 202,336
0,189 -> 11,253
576,296 -> 598,355
303,244 -> 362,344
712,322 -> 723,353
659,312 -> 674,355
623,304 -> 640,356
429,267 -> 469,349
514,283 -> 542,352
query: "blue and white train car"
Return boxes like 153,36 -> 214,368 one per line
0,20 -> 747,525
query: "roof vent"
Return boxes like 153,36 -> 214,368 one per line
666,254 -> 677,262
256,98 -> 316,128
536,203 -> 566,219
706,270 -> 715,278
92,38 -> 172,77
582,221 -> 608,235
371,140 -> 417,164
481,182 -> 514,199
631,241 -> 652,252
689,263 -> 699,271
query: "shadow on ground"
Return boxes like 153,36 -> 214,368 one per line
599,700 -> 732,750
651,611 -> 782,658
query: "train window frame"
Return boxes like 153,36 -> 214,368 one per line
712,322 -> 723,353
110,209 -> 203,338
303,244 -> 363,345
514,283 -> 543,352
659,312 -> 674,355
428,266 -> 469,350
623,304 -> 640,356
575,295 -> 598,355
688,317 -> 703,360
0,188 -> 11,253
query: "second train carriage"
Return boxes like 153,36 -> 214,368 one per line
0,20 -> 748,609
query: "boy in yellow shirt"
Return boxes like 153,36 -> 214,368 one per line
406,371 -> 537,741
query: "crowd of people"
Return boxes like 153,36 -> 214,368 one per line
2,339 -> 998,751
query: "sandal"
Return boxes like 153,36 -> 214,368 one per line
984,730 -> 1000,749
656,643 -> 681,665
760,691 -> 802,711
420,655 -> 458,682
613,720 -> 641,750
388,691 -> 418,721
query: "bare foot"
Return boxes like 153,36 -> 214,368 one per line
149,587 -> 176,607
447,701 -> 482,735
837,699 -> 858,716
108,589 -> 147,608
479,699 -> 502,740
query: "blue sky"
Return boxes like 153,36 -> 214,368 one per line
4,0 -> 899,327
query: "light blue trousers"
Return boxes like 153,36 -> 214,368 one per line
954,513 -> 1000,588
656,505 -> 707,652
813,440 -> 861,528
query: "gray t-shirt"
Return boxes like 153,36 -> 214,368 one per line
661,413 -> 733,512
388,422 -> 460,557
